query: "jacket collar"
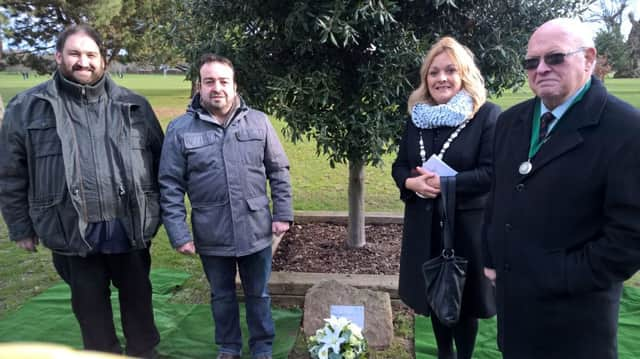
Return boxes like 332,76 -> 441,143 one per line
188,93 -> 247,126
37,72 -> 135,107
54,71 -> 107,101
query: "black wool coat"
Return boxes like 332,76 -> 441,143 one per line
483,77 -> 640,359
392,102 -> 500,318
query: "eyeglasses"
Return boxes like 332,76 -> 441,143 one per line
522,48 -> 586,70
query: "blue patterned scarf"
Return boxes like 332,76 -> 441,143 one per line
411,90 -> 473,129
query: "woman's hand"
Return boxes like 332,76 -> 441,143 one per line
405,167 -> 441,198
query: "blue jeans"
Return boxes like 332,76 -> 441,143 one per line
200,246 -> 274,358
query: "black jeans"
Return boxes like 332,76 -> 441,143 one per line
52,249 -> 159,357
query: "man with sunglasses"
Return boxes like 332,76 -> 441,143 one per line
483,18 -> 640,358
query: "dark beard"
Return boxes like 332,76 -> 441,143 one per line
59,62 -> 104,85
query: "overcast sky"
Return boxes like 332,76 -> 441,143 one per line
622,0 -> 640,36
584,0 -> 640,39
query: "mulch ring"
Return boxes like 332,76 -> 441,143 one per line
272,223 -> 403,275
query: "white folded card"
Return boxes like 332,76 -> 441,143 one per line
422,154 -> 458,177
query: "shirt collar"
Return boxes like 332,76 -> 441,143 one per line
540,79 -> 590,120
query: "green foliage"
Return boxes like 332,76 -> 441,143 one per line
595,26 -> 632,73
1,0 -> 182,72
176,0 -> 594,169
174,0 -> 595,245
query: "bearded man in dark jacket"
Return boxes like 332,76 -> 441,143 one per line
0,25 -> 163,358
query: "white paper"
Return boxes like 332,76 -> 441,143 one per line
422,154 -> 458,177
330,305 -> 365,329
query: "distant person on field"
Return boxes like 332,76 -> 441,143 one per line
0,24 -> 163,358
0,94 -> 4,123
483,18 -> 640,358
159,53 -> 293,359
391,37 -> 499,359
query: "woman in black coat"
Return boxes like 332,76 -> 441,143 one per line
392,37 -> 499,359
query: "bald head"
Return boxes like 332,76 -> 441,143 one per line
532,18 -> 595,51
525,18 -> 597,109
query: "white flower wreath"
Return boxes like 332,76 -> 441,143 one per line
308,315 -> 368,359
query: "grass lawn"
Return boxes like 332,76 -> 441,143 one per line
1,72 -> 639,357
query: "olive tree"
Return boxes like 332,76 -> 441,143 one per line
175,0 -> 593,247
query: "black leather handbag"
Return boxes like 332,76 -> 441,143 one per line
421,176 -> 468,327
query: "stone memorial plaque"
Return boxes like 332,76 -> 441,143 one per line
303,279 -> 393,349
330,304 -> 365,329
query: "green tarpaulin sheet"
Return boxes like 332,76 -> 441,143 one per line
0,268 -> 302,359
415,285 -> 640,358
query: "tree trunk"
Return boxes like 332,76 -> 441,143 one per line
347,160 -> 366,248
191,80 -> 198,97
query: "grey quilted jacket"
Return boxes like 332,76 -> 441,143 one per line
159,95 -> 293,256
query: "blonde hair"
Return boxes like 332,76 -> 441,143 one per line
407,37 -> 487,116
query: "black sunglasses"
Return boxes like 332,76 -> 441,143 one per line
523,48 -> 586,70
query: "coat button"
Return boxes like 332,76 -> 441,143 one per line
515,183 -> 525,191
72,187 -> 79,196
504,263 -> 511,272
505,223 -> 512,231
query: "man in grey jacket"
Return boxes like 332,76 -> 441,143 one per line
159,54 -> 293,359
0,25 -> 162,357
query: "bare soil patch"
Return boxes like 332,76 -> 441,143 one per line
272,223 -> 402,275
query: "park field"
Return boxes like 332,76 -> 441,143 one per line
1,72 -> 639,321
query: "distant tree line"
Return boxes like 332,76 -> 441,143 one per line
0,0 -> 183,74
591,0 -> 640,78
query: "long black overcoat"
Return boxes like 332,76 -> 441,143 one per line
392,102 -> 500,318
483,77 -> 640,359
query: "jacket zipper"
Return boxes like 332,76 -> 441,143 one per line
65,87 -> 92,251
84,87 -> 106,221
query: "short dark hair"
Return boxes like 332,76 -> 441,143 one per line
56,24 -> 106,59
197,53 -> 235,83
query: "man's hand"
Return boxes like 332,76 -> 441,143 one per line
484,267 -> 496,286
16,236 -> 39,252
176,241 -> 196,255
272,221 -> 290,236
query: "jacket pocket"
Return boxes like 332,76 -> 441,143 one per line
235,129 -> 265,165
131,133 -> 147,149
131,133 -> 156,187
29,197 -> 67,250
143,191 -> 161,238
246,195 -> 272,240
191,200 -> 232,247
28,127 -> 65,199
183,131 -> 222,171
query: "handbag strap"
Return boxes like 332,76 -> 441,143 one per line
439,176 -> 456,253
